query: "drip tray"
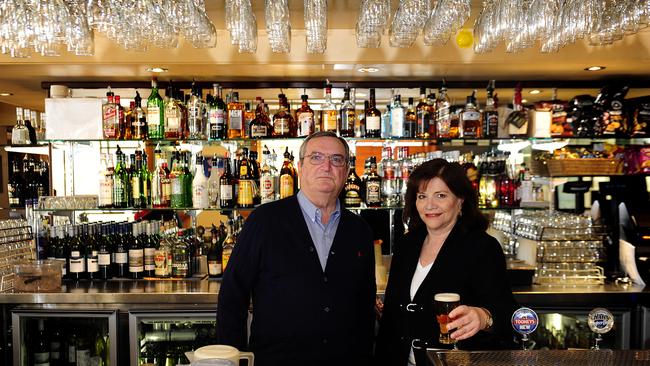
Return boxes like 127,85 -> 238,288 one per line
428,350 -> 650,366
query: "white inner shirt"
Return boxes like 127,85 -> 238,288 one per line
407,259 -> 433,366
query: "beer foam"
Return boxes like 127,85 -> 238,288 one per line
434,293 -> 460,302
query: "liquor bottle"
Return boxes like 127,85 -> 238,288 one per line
296,94 -> 315,137
165,83 -> 184,139
207,155 -> 221,208
85,225 -> 100,280
192,153 -> 209,209
249,150 -> 261,206
219,157 -> 235,208
207,224 -> 223,278
68,225 -> 85,281
259,146 -> 278,204
237,148 -> 255,208
8,158 -> 24,208
342,155 -> 363,207
461,90 -> 482,138
124,153 -> 136,208
49,319 -> 62,366
272,94 -> 294,137
146,78 -> 165,139
129,151 -> 142,208
436,81 -> 452,138
172,230 -> 189,278
53,227 -> 68,281
397,147 -> 413,204
97,224 -> 111,280
483,81 -> 498,138
222,220 -> 235,272
113,224 -> 128,278
181,151 -> 194,207
240,101 -> 253,139
23,109 -> 37,144
208,84 -> 227,140
227,91 -> 245,139
132,91 -> 148,140
102,89 -> 118,139
365,88 -> 382,138
128,223 -> 144,279
67,329 -> 78,366
381,103 -> 392,139
365,156 -> 382,207
75,328 -> 91,366
380,147 -> 399,206
11,107 -> 28,145
405,97 -> 417,138
169,151 -> 183,208
279,147 -> 296,199
143,223 -> 156,277
602,85 -> 629,137
356,100 -> 367,138
34,319 -> 50,366
505,83 -> 527,137
390,95 -> 405,138
321,84 -> 338,133
249,98 -> 272,138
187,81 -> 205,139
416,87 -> 431,138
114,96 -> 126,140
339,87 -> 356,137
112,147 -> 127,208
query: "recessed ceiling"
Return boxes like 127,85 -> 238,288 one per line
1,0 -> 649,111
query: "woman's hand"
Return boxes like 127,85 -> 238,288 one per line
446,305 -> 487,341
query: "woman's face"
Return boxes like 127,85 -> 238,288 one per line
415,177 -> 464,235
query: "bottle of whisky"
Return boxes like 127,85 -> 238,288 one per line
321,84 -> 338,133
227,91 -> 245,139
209,84 -> 227,140
222,220 -> 235,272
461,90 -> 482,138
405,97 -> 417,138
187,81 -> 205,139
342,155 -> 363,207
339,87 -> 356,137
249,98 -> 272,138
219,157 -> 235,208
272,94 -> 294,137
236,148 -> 255,208
279,147 -> 296,199
436,81 -> 452,138
483,81 -> 498,138
416,87 -> 431,138
146,78 -> 165,139
365,88 -> 382,138
259,146 -> 278,204
296,94 -> 315,137
365,156 -> 382,207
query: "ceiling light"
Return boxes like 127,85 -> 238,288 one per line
585,66 -> 605,71
0,92 -> 13,96
146,67 -> 168,73
521,99 -> 528,103
529,89 -> 541,95
358,67 -> 380,73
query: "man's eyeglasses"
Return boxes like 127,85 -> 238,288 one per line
304,152 -> 347,167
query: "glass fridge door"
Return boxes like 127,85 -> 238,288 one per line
529,308 -> 631,350
11,308 -> 117,366
129,310 -> 217,366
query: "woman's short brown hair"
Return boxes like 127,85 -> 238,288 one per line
402,158 -> 487,232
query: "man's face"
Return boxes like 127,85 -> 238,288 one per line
298,136 -> 348,199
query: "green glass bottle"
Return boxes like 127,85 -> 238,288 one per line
146,78 -> 165,139
113,146 -> 128,208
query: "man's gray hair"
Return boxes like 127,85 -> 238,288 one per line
298,131 -> 350,165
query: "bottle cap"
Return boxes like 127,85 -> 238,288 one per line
588,308 -> 614,334
511,307 -> 538,335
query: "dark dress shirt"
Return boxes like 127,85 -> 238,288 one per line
217,195 -> 376,366
375,223 -> 519,366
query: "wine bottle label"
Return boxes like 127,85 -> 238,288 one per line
238,180 -> 254,206
34,351 -> 49,363
323,111 -> 337,131
129,249 -> 144,272
220,184 -> 233,200
229,109 -> 243,129
69,251 -> 84,273
171,179 -> 182,195
208,261 -> 222,276
298,113 -> 314,136
144,247 -> 156,270
76,348 -> 90,366
390,109 -> 404,137
274,117 -> 290,134
222,250 -> 232,271
345,189 -> 361,206
147,106 -> 160,127
167,116 -> 180,130
154,250 -> 168,276
366,116 -> 381,131
115,251 -> 128,264
98,253 -> 111,266
366,181 -> 381,203
87,251 -> 99,272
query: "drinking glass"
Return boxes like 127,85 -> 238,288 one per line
434,293 -> 460,349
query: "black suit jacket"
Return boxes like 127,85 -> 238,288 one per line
375,223 -> 519,366
216,195 -> 376,366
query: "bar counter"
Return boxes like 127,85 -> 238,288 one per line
0,279 -> 646,305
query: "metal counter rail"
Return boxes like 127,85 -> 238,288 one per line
427,350 -> 650,366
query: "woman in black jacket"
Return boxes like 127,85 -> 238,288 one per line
375,159 -> 518,366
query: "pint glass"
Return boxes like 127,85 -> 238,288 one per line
434,293 -> 460,345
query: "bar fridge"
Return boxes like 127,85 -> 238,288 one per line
11,307 -> 117,366
129,310 -> 217,366
528,308 -> 631,350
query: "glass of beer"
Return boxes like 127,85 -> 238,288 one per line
434,293 -> 460,347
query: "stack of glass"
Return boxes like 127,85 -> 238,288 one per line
226,0 -> 258,53
422,0 -> 471,46
389,0 -> 431,47
355,0 -> 391,48
265,0 -> 291,53
304,0 -> 328,53
0,219 -> 34,292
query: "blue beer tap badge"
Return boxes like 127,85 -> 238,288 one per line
588,308 -> 614,334
511,307 -> 538,335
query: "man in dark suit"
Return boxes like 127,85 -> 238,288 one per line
216,131 -> 376,366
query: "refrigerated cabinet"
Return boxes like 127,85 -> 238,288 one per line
11,308 -> 117,366
129,310 -> 217,366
